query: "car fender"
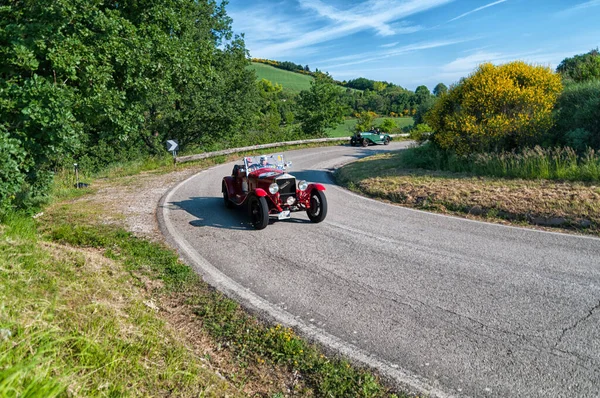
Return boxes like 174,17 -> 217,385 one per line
222,176 -> 234,193
254,188 -> 268,197
307,183 -> 326,192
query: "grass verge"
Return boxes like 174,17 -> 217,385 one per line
335,151 -> 600,234
400,143 -> 600,182
1,150 -> 409,397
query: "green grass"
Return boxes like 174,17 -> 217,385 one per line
0,213 -> 236,397
401,143 -> 600,182
326,117 -> 414,138
249,63 -> 314,93
1,157 -> 406,397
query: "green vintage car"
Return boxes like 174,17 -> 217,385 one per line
350,130 -> 392,147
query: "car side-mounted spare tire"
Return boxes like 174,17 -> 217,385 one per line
222,181 -> 234,208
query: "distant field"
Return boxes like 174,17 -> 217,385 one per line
326,117 -> 414,137
249,62 -> 313,92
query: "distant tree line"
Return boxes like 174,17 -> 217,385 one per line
2,0 -> 598,216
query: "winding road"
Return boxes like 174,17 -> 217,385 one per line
158,143 -> 600,398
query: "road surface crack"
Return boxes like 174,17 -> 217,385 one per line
555,299 -> 600,348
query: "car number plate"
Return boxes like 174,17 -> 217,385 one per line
277,210 -> 291,220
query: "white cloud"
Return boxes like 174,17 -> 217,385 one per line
557,0 -> 600,15
380,42 -> 399,48
251,0 -> 453,58
447,0 -> 507,23
434,49 -> 589,86
441,51 -> 504,72
320,38 -> 472,69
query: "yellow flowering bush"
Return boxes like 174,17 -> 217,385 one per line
426,61 -> 563,154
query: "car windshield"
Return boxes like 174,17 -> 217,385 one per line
244,154 -> 286,171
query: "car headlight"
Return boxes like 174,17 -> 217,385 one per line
298,180 -> 308,191
269,182 -> 279,194
286,196 -> 295,205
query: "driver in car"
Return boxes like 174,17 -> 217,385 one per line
259,156 -> 271,167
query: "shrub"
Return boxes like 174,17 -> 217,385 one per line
0,128 -> 28,216
355,111 -> 377,132
378,118 -> 397,133
426,62 -> 563,155
409,123 -> 433,144
552,80 -> 600,151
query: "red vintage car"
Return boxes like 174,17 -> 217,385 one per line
221,154 -> 327,229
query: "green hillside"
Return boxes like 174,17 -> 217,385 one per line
249,62 -> 314,92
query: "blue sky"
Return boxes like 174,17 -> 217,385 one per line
226,0 -> 600,91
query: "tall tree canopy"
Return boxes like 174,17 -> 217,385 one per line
556,48 -> 600,83
297,73 -> 344,136
0,0 -> 256,212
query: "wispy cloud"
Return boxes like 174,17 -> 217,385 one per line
321,38 -> 471,69
557,0 -> 600,15
435,49 -> 588,85
380,42 -> 399,48
448,0 -> 507,22
252,0 -> 453,58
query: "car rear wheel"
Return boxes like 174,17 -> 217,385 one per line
222,182 -> 234,208
384,137 -> 390,145
361,138 -> 369,147
249,195 -> 269,230
307,189 -> 327,223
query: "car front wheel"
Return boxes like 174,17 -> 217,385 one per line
249,195 -> 269,229
361,138 -> 369,147
384,137 -> 390,145
307,190 -> 327,223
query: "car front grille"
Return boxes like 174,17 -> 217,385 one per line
277,177 -> 296,198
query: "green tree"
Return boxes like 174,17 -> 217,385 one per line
297,73 -> 345,136
552,80 -> 600,151
0,0 -> 256,211
355,111 -> 377,132
378,118 -> 397,133
433,83 -> 448,97
414,96 -> 437,125
426,62 -> 563,154
556,49 -> 600,83
414,85 -> 432,105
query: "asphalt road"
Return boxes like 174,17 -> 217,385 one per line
158,143 -> 600,398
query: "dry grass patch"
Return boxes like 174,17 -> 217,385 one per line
336,153 -> 600,234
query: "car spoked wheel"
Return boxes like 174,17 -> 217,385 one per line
222,182 -> 233,208
361,138 -> 369,147
249,195 -> 269,230
384,137 -> 390,145
306,190 -> 327,223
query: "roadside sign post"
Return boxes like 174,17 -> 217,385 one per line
166,139 -> 179,163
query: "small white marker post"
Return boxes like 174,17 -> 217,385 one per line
74,163 -> 79,188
